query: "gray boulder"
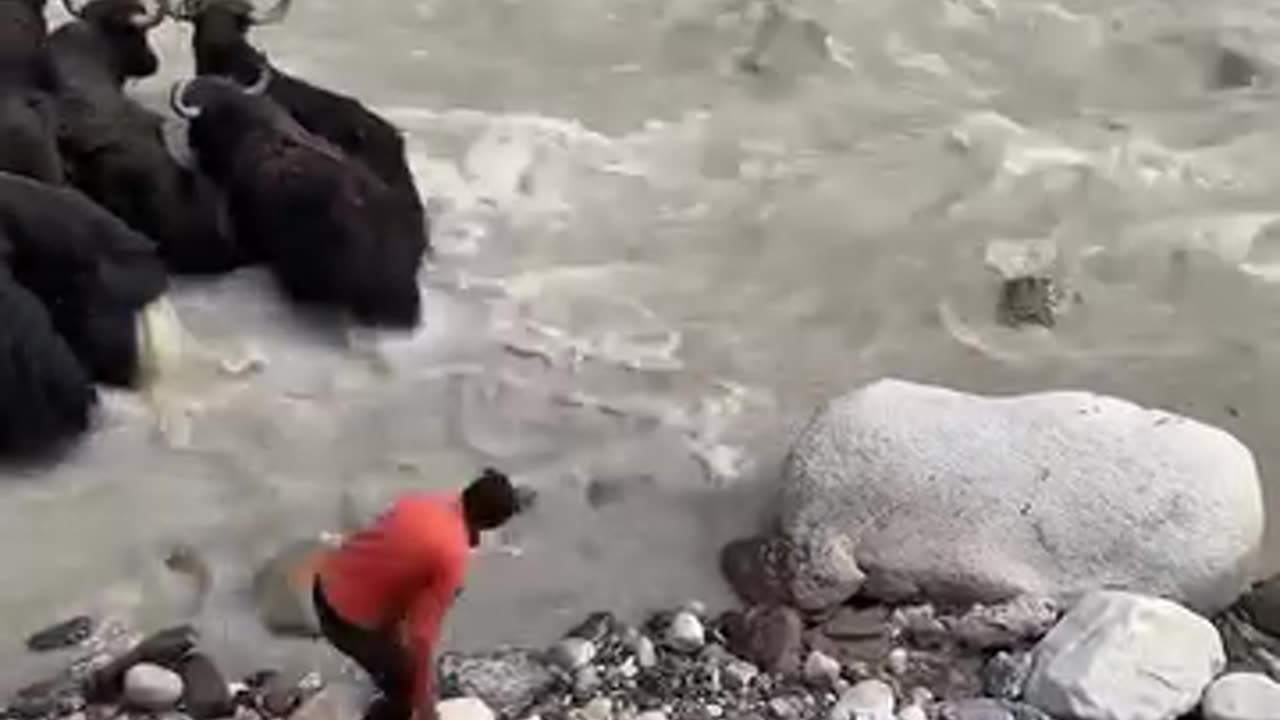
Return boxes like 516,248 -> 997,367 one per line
252,538 -> 333,638
779,379 -> 1263,612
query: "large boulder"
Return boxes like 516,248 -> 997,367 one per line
1023,590 -> 1224,720
778,379 -> 1263,612
252,538 -> 336,638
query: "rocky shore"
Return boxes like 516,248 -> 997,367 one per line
7,379 -> 1280,720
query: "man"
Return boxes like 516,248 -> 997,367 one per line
313,468 -> 529,720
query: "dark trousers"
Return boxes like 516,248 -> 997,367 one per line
313,580 -> 413,720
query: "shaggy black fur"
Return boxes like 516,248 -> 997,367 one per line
0,0 -> 64,184
173,76 -> 423,328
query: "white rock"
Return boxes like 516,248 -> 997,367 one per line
635,713 -> 669,720
1024,590 -> 1225,720
724,660 -> 759,691
886,648 -> 909,676
830,679 -> 895,720
780,379 -> 1263,612
633,635 -> 657,668
1202,673 -> 1280,720
897,706 -> 927,720
124,663 -> 184,710
804,650 -> 842,687
549,638 -> 597,670
666,611 -> 705,653
438,698 -> 496,720
581,697 -> 613,720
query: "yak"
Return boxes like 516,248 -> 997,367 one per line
170,76 -> 424,328
0,170 -> 170,388
0,257 -> 97,459
50,0 -> 242,273
0,0 -> 65,184
169,0 -> 431,256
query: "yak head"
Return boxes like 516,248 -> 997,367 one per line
169,72 -> 279,166
63,0 -> 168,80
169,0 -> 289,85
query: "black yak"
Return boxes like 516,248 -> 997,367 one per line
168,0 -> 431,256
0,258 -> 97,459
170,76 -> 424,328
50,0 -> 242,273
0,171 -> 170,387
0,0 -> 65,184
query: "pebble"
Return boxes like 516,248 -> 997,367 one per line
1202,672 -> 1280,720
897,706 -> 927,720
573,666 -> 602,698
935,699 -> 1052,720
804,650 -> 842,688
633,636 -> 658,668
769,696 -> 805,720
830,679 -> 895,720
724,660 -> 759,691
635,714 -> 668,720
886,648 -> 909,676
981,651 -> 1031,701
124,663 -> 185,711
550,638 -> 597,671
666,612 -> 705,653
26,616 -> 96,652
581,697 -> 613,720
437,698 -> 495,720
706,704 -> 723,718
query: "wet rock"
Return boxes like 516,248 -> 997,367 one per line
252,539 -> 331,639
1202,672 -> 1280,720
549,638 -> 596,671
719,536 -> 793,607
26,615 -> 95,652
935,699 -> 1051,720
437,698 -> 495,720
1241,574 -> 1280,637
950,597 -> 1060,650
665,612 -> 705,653
803,650 -> 841,688
257,672 -> 307,717
723,605 -> 803,674
887,647 -> 984,702
1212,46 -> 1262,90
830,679 -> 894,720
439,649 -> 556,719
124,663 -> 184,711
981,651 -> 1031,701
85,625 -> 199,702
780,379 -> 1263,614
823,606 -> 891,641
997,276 -> 1056,328
180,653 -> 234,719
891,606 -> 948,648
1024,591 -> 1224,720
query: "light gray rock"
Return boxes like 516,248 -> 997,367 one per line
804,650 -> 842,688
252,539 -> 330,638
437,698 -> 495,720
633,636 -> 657,668
579,698 -> 612,720
936,699 -> 1051,720
666,612 -> 705,653
829,679 -> 895,720
724,660 -> 759,691
549,638 -> 597,671
897,706 -> 927,720
635,713 -> 668,720
1024,590 -> 1224,720
124,663 -> 184,710
780,379 -> 1263,612
438,649 -> 556,719
1202,673 -> 1280,720
951,596 -> 1060,649
982,651 -> 1032,701
885,648 -> 909,676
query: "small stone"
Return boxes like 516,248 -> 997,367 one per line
259,672 -> 303,716
437,698 -> 495,720
124,663 -> 185,710
723,660 -> 759,691
582,697 -> 613,720
565,612 -> 618,643
1202,672 -> 1280,720
935,699 -> 1052,720
252,539 -> 329,638
829,679 -> 895,720
823,606 -> 891,640
616,657 -> 638,680
951,596 -> 1060,650
981,651 -> 1031,701
706,705 -> 723,718
573,666 -> 601,698
769,697 -> 805,720
684,600 -> 708,618
180,653 -> 234,719
635,713 -> 668,720
85,625 -> 198,703
897,706 -> 927,720
723,605 -> 803,674
804,650 -> 842,688
549,638 -> 597,671
633,636 -> 657,668
26,615 -> 96,652
666,612 -> 705,653
886,648 -> 909,676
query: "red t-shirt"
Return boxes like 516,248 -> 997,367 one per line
318,492 -> 470,714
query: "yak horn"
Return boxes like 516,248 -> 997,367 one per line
130,0 -> 169,29
170,79 -> 202,119
249,0 -> 291,25
60,0 -> 88,19
243,64 -> 273,94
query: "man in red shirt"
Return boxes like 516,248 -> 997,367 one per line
312,468 -> 529,720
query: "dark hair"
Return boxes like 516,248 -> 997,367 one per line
462,467 -> 522,531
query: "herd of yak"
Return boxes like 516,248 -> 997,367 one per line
0,0 -> 432,460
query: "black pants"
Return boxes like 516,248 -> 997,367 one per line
313,580 -> 413,720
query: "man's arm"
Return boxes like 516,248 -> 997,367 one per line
403,561 -> 465,720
